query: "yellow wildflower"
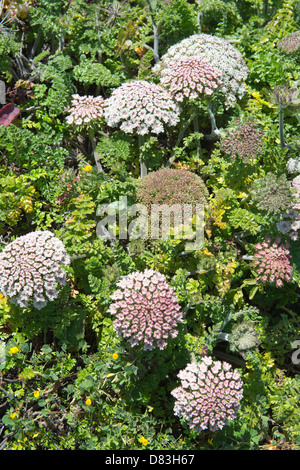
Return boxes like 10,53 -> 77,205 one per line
33,390 -> 40,398
82,165 -> 92,172
9,346 -> 19,354
10,411 -> 19,419
109,353 -> 118,360
85,398 -> 92,406
138,436 -> 148,446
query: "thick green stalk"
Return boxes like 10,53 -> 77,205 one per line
89,129 -> 103,172
138,134 -> 147,178
193,114 -> 202,159
279,106 -> 286,149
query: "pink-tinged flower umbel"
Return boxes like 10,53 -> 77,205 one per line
65,94 -> 105,126
277,31 -> 300,53
108,269 -> 183,350
171,358 -> 243,433
253,237 -> 293,288
154,34 -> 249,110
220,120 -> 264,162
0,231 -> 70,310
104,80 -> 180,136
159,56 -> 222,102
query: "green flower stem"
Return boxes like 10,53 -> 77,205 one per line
89,129 -> 103,172
193,114 -> 202,159
138,134 -> 147,178
205,102 -> 220,140
279,106 -> 286,149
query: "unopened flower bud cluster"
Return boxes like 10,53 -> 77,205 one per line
159,56 -> 222,102
0,231 -> 70,310
154,34 -> 249,109
108,269 -> 183,350
220,120 -> 264,162
171,357 -> 243,433
104,80 -> 180,135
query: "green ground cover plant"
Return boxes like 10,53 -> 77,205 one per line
0,0 -> 299,451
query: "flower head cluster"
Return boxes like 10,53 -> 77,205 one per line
104,80 -> 180,135
154,34 -> 249,109
287,157 -> 300,175
220,120 -> 264,162
253,237 -> 292,287
278,31 -> 300,53
136,169 -> 208,238
0,231 -> 70,310
171,358 -> 243,433
66,94 -> 105,126
250,172 -> 293,214
108,269 -> 183,350
159,56 -> 222,102
136,168 -> 208,209
276,209 -> 300,242
292,175 -> 300,210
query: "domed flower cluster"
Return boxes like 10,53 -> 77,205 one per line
136,169 -> 208,238
104,80 -> 180,135
159,56 -> 222,102
154,34 -> 249,109
220,120 -> 264,162
171,358 -> 243,433
287,157 -> 300,175
0,231 -> 70,310
278,31 -> 300,53
253,237 -> 292,288
108,269 -> 183,350
136,168 -> 208,209
65,94 -> 105,126
250,172 -> 293,214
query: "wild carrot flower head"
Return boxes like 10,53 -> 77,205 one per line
65,94 -> 105,126
154,34 -> 249,109
108,269 -> 183,350
104,80 -> 180,135
0,231 -> 70,309
220,120 -> 264,162
253,237 -> 292,288
277,31 -> 300,53
159,56 -> 222,103
171,358 -> 243,433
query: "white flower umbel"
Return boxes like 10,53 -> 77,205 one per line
0,231 -> 70,310
154,34 -> 249,109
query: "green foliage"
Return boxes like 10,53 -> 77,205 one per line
73,59 -> 122,89
197,0 -> 243,35
0,122 -> 68,169
156,0 -> 198,53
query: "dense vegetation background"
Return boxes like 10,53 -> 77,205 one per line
0,0 -> 299,450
